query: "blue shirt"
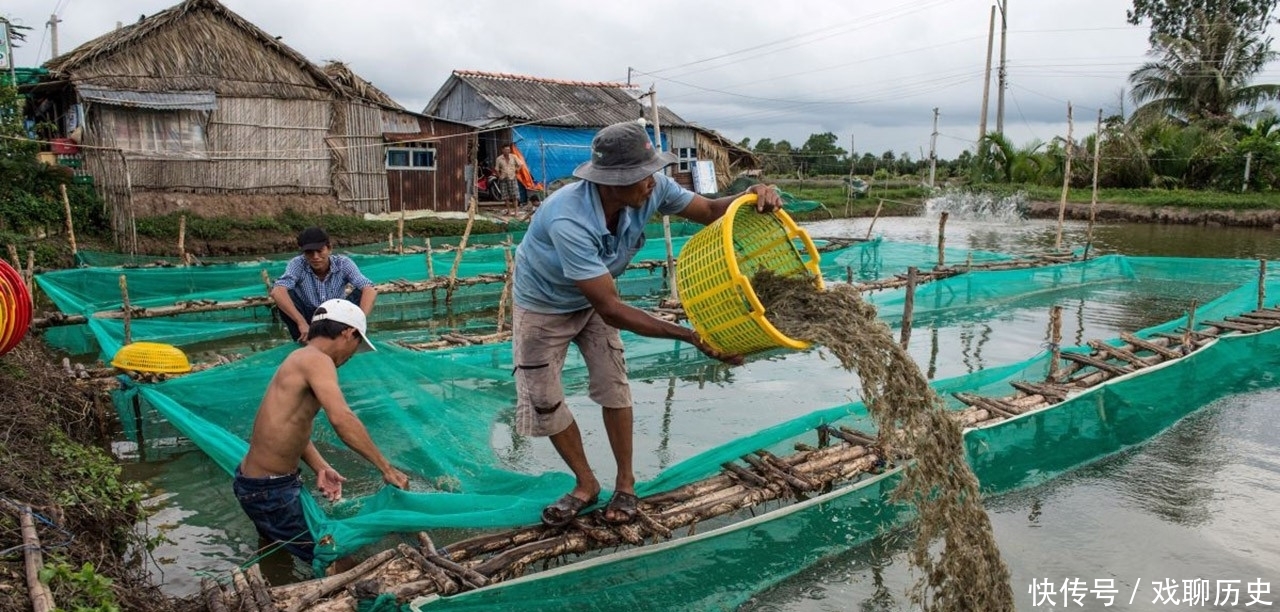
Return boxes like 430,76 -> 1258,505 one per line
273,253 -> 373,310
514,174 -> 694,313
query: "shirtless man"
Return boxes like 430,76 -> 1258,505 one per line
233,299 -> 409,565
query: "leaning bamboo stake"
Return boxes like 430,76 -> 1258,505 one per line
935,211 -> 949,269
1056,102 -> 1074,252
865,199 -> 884,240
7,244 -> 20,280
1259,260 -> 1268,310
1183,300 -> 1198,350
425,238 -> 435,278
446,197 -> 478,307
20,507 -> 55,612
119,275 -> 132,345
177,214 -> 187,265
1084,108 -> 1102,260
496,243 -> 514,333
900,266 -> 917,349
25,250 -> 35,289
662,215 -> 677,300
60,184 -> 77,256
1048,305 -> 1063,380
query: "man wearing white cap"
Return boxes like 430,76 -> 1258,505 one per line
234,299 -> 409,567
512,120 -> 782,527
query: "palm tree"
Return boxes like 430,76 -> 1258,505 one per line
1129,11 -> 1280,126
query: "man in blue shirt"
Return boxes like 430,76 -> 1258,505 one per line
512,120 -> 781,527
271,227 -> 378,343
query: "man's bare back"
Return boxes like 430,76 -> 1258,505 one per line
241,346 -> 330,477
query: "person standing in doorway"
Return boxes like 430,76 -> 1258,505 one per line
494,143 -> 525,216
271,227 -> 378,343
511,120 -> 781,527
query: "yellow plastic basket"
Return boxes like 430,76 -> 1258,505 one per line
110,341 -> 192,374
675,194 -> 823,355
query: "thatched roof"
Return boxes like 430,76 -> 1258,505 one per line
322,61 -> 403,110
45,0 -> 338,100
425,70 -> 691,128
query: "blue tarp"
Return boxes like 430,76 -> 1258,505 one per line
512,125 -> 668,186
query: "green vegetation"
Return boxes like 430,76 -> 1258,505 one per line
134,209 -> 504,248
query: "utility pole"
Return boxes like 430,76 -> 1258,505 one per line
978,4 -> 996,144
996,0 -> 1008,135
649,85 -> 676,301
48,13 -> 62,58
626,67 -> 633,88
0,19 -> 14,86
929,107 -> 940,188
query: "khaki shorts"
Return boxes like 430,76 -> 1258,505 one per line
513,306 -> 631,437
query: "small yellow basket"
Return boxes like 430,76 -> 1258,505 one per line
675,194 -> 823,355
111,341 -> 193,374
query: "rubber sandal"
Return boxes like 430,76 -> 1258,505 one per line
540,492 -> 597,527
603,491 -> 639,525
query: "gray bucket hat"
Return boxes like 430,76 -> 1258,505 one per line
573,121 -> 677,186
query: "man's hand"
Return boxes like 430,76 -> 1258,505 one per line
745,184 -> 782,213
316,467 -> 346,502
297,321 -> 310,343
383,468 -> 410,490
687,331 -> 744,366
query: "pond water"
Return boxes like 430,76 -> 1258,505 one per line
120,205 -> 1280,609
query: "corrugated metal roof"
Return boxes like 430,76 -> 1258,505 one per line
451,70 -> 689,128
78,85 -> 217,110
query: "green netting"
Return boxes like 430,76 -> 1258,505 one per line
777,190 -> 828,214
107,253 -> 1275,582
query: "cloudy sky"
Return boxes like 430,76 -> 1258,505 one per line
5,0 -> 1280,159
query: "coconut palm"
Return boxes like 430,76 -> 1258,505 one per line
1129,12 -> 1280,126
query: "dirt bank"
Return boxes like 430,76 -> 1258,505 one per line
1026,200 -> 1280,229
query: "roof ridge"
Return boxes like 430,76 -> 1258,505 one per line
452,69 -> 631,89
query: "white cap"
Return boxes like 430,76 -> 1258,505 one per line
311,299 -> 376,353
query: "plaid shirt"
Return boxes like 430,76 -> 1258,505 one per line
273,254 -> 373,310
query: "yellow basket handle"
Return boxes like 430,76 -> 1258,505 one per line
723,191 -> 825,315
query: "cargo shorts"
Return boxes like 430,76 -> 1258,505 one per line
513,306 -> 632,437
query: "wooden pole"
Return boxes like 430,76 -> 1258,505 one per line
900,266 -> 917,349
662,216 -> 677,301
935,211 -> 949,269
1048,305 -> 1063,380
1084,108 -> 1102,260
425,238 -> 435,278
1055,102 -> 1074,252
865,199 -> 884,240
388,233 -> 394,251
446,197 -> 477,307
177,214 -> 187,265
1183,300 -> 1198,349
978,4 -> 996,143
20,508 -> 55,612
260,269 -> 272,293
1259,260 -> 1268,310
60,184 -> 77,256
497,242 -> 514,332
7,244 -> 20,278
25,250 -> 34,289
119,274 -> 132,345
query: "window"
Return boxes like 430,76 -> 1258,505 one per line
102,108 -> 207,158
386,145 -> 436,170
676,147 -> 697,172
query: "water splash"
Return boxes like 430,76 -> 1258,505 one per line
924,190 -> 1027,223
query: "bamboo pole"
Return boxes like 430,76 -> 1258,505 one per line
387,233 -> 394,251
425,238 -> 435,279
496,242 -> 514,333
865,199 -> 884,240
1259,260 -> 1268,310
1048,305 -> 1063,380
900,266 -> 917,349
1055,102 -> 1074,252
7,244 -> 21,280
60,184 -> 77,255
1084,108 -> 1102,260
1183,300 -> 1198,350
119,275 -> 132,345
260,269 -> 272,293
177,214 -> 187,265
397,207 -> 406,255
20,507 -> 55,612
446,197 -> 478,307
25,250 -> 34,289
935,211 -> 949,269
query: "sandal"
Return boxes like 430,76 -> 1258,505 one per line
540,492 -> 597,528
603,491 -> 639,525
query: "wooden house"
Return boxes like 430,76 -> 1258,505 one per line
423,70 -> 758,194
27,0 -> 474,248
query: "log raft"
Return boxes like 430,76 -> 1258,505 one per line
207,304 -> 1280,612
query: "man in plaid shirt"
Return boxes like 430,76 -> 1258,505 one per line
271,227 -> 378,343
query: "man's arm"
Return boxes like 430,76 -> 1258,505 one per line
338,257 -> 378,316
271,259 -> 311,338
575,274 -> 741,365
306,358 -> 409,489
358,286 -> 377,316
676,183 -> 782,226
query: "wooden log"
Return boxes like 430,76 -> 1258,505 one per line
1119,333 -> 1182,359
425,238 -> 435,278
1086,340 -> 1154,368
396,543 -> 457,595
417,532 -> 488,588
245,564 -> 275,612
1049,305 -> 1063,380
1058,351 -> 1133,376
230,567 -> 251,611
20,508 -> 55,612
742,453 -> 814,492
721,461 -> 769,487
1233,314 -> 1280,327
178,214 -> 187,264
952,392 -> 1019,419
25,250 -> 34,289
273,549 -> 398,612
201,578 -> 228,612
61,184 -> 78,255
834,426 -> 878,447
865,199 -> 884,239
1240,309 -> 1280,321
1203,319 -> 1264,333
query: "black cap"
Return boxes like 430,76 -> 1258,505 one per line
297,227 -> 329,251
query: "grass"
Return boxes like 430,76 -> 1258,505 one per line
967,184 -> 1280,210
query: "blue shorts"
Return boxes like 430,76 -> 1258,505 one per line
233,466 -> 313,562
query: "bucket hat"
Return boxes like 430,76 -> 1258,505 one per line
573,121 -> 677,186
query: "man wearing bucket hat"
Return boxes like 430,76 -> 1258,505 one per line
512,120 -> 782,527
235,300 -> 409,568
272,227 -> 378,344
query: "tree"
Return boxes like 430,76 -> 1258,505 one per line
1129,13 -> 1280,125
798,132 -> 847,175
1128,0 -> 1277,42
